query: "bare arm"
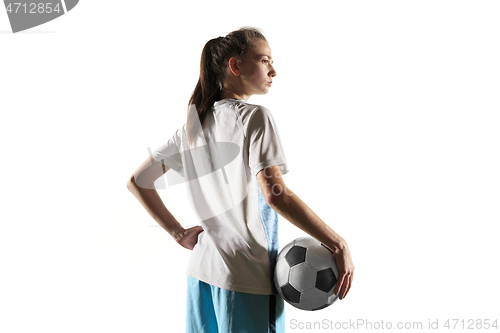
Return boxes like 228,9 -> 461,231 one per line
126,156 -> 202,250
256,165 -> 354,299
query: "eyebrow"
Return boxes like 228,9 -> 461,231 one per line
256,54 -> 274,64
256,54 -> 273,60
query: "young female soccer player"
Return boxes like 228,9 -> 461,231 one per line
127,27 -> 354,333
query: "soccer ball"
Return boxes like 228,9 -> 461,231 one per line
274,236 -> 339,311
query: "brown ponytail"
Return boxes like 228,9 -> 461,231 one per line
186,27 -> 267,147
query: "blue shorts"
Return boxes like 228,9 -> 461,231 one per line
186,276 -> 285,333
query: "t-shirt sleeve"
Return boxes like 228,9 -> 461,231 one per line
247,106 -> 289,177
150,125 -> 184,176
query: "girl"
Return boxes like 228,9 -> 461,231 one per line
127,26 -> 354,333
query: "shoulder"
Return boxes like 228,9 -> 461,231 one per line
234,101 -> 274,126
174,123 -> 186,139
167,123 -> 186,149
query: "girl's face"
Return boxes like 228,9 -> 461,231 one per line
239,39 -> 277,97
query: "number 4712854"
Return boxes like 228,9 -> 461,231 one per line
6,2 -> 63,14
444,319 -> 498,330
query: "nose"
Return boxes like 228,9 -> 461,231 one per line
269,64 -> 277,78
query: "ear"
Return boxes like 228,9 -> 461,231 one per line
228,56 -> 242,76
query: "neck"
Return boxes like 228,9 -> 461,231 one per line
221,86 -> 250,102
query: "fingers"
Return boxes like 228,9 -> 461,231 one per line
339,273 -> 352,299
334,269 -> 354,300
191,225 -> 204,233
177,225 -> 204,251
333,275 -> 344,296
345,272 -> 353,296
331,244 -> 354,300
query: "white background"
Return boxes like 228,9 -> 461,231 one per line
1,1 -> 499,332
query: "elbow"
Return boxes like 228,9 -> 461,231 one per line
266,184 -> 293,208
126,176 -> 136,191
127,175 -> 156,191
266,193 -> 278,208
265,191 -> 285,209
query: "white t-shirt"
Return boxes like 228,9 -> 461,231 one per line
151,98 -> 289,295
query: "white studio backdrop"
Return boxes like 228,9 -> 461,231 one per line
1,1 -> 499,332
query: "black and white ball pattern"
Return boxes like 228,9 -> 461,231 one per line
274,237 -> 339,311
